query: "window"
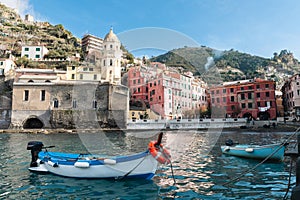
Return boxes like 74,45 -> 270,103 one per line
0,61 -> 3,65
257,93 -> 260,98
257,102 -> 261,107
53,99 -> 59,108
137,88 -> 140,92
72,66 -> 75,70
241,103 -> 246,108
93,100 -> 97,109
41,90 -> 45,101
231,105 -> 235,110
110,45 -> 113,49
266,84 -> 269,88
24,54 -> 29,58
24,47 -> 29,51
241,93 -> 245,100
80,74 -> 83,79
36,47 -> 40,51
94,74 -> 97,80
248,103 -> 253,108
256,85 -> 260,89
231,96 -> 234,102
89,68 -> 93,71
24,90 -> 29,101
103,60 -> 106,66
248,93 -> 252,99
223,97 -> 226,102
35,54 -> 40,58
241,87 -> 244,90
216,90 -> 219,94
133,80 -> 136,84
110,59 -> 113,66
217,98 -> 220,103
72,100 -> 77,108
249,86 -> 253,90
71,74 -> 75,79
223,89 -> 226,93
266,92 -> 270,97
83,68 -> 88,71
150,83 -> 152,87
230,88 -> 234,93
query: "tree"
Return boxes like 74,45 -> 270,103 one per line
15,56 -> 29,67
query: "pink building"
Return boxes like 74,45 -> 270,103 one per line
127,62 -> 208,119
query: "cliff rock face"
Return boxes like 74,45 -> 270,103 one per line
0,3 -> 81,64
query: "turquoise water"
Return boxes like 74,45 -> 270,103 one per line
0,130 -> 296,199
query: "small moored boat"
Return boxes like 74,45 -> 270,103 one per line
27,133 -> 171,179
221,139 -> 285,161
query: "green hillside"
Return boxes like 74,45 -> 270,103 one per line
151,46 -> 300,85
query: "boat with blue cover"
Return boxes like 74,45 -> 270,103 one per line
27,133 -> 171,179
221,139 -> 286,161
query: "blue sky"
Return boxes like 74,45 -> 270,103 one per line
1,0 -> 300,59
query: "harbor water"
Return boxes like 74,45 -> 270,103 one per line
0,129 -> 296,199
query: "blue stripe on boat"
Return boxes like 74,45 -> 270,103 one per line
39,151 -> 150,166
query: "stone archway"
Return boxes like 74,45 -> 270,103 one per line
243,112 -> 252,119
23,116 -> 44,129
258,112 -> 270,120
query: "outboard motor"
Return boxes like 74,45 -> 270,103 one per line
225,139 -> 234,146
27,141 -> 44,167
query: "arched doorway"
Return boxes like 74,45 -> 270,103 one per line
258,112 -> 270,120
23,117 -> 44,129
243,112 -> 252,119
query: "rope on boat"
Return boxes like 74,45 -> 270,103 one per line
283,158 -> 294,199
117,155 -> 147,180
223,127 -> 300,187
169,161 -> 176,185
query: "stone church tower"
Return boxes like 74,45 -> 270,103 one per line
101,28 -> 123,84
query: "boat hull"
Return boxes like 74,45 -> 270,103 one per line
221,143 -> 285,161
29,151 -> 158,179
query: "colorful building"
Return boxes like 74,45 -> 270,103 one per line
281,74 -> 300,120
127,63 -> 208,119
210,78 -> 277,120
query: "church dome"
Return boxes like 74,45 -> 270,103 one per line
104,28 -> 120,43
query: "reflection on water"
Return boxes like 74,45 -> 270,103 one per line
0,130 -> 296,199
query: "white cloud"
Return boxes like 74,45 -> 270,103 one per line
0,0 -> 32,17
0,0 -> 47,22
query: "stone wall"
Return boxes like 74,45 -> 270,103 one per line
10,81 -> 129,129
50,82 -> 129,129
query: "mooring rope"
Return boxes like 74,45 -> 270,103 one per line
283,158 -> 294,199
223,127 -> 300,186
